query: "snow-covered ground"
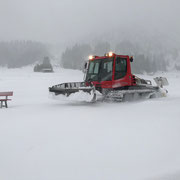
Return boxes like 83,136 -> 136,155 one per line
0,67 -> 180,180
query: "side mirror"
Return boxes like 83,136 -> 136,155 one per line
130,56 -> 134,62
84,62 -> 87,69
83,62 -> 88,73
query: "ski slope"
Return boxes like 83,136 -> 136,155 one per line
0,67 -> 180,180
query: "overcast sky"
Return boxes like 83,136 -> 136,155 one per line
0,0 -> 179,44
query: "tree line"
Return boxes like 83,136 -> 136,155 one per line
0,41 -> 50,68
0,40 -> 179,73
61,41 -> 180,74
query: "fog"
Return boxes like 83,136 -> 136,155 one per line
0,0 -> 180,71
0,0 -> 180,44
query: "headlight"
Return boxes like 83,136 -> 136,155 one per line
89,55 -> 94,60
105,52 -> 114,57
108,52 -> 113,57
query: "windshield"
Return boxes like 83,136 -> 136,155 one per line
86,57 -> 113,82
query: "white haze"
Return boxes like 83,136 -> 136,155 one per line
0,0 -> 180,46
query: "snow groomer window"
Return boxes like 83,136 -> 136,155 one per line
115,57 -> 127,80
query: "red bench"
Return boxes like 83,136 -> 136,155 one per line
0,92 -> 13,108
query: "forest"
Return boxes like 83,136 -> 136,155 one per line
61,40 -> 180,74
0,41 -> 50,68
0,40 -> 179,74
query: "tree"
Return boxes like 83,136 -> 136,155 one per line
93,42 -> 111,56
0,41 -> 50,68
61,44 -> 92,70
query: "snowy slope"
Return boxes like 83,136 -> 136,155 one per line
0,67 -> 180,180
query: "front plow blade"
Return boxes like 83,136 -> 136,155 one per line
49,82 -> 96,102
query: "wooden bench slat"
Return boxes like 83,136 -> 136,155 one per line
0,99 -> 12,101
0,92 -> 13,96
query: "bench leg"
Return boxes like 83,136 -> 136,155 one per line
0,101 -> 8,108
5,101 -> 8,108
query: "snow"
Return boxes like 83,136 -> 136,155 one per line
51,91 -> 95,102
0,67 -> 180,180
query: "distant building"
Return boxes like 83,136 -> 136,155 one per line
34,57 -> 53,72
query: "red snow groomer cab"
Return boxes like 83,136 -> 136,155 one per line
49,52 -> 168,102
85,52 -> 136,90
